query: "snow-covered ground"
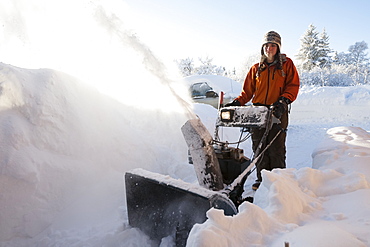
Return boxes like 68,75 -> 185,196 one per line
0,61 -> 369,247
1,1 -> 370,246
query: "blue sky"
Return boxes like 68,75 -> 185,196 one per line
124,0 -> 370,70
0,0 -> 368,77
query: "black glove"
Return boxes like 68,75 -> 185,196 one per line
224,99 -> 241,107
272,97 -> 290,119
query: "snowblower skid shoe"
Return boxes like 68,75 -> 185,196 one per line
125,169 -> 237,246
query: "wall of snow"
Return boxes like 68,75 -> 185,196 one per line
0,63 -> 192,242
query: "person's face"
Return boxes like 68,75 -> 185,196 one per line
263,43 -> 278,60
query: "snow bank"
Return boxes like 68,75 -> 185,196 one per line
187,203 -> 285,247
187,124 -> 370,246
0,63 -> 192,245
312,126 -> 370,180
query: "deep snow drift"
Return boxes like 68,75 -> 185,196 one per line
0,61 -> 369,247
0,62 -> 194,246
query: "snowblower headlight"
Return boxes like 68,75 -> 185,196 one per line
220,109 -> 234,122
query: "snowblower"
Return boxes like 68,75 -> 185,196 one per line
124,92 -> 282,246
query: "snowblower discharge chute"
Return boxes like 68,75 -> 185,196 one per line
125,104 -> 280,246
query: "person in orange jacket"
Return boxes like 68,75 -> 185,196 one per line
226,31 -> 300,190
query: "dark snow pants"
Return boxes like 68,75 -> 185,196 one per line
251,111 -> 288,182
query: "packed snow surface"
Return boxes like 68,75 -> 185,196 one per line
0,62 -> 370,247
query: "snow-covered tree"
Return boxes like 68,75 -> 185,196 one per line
316,28 -> 332,68
224,67 -> 240,82
213,66 -> 226,76
334,41 -> 369,85
296,24 -> 320,72
176,56 -> 233,77
296,25 -> 333,72
237,53 -> 260,83
175,57 -> 194,77
348,41 -> 368,64
348,41 -> 369,84
195,56 -> 218,75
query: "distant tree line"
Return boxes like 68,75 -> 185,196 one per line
176,24 -> 370,86
175,56 -> 239,81
296,24 -> 369,86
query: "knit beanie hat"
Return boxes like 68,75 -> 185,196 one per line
261,31 -> 281,54
257,31 -> 285,77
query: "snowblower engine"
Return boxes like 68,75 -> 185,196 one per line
187,105 -> 272,186
214,144 -> 250,185
215,105 -> 271,182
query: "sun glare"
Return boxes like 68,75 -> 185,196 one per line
0,0 -> 193,115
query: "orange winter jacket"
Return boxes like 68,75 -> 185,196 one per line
235,55 -> 300,105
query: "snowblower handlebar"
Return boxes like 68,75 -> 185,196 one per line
216,105 -> 280,129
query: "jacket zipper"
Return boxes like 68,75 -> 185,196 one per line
264,66 -> 271,104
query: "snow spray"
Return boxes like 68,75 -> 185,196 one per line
0,0 -> 196,119
92,4 -> 196,119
